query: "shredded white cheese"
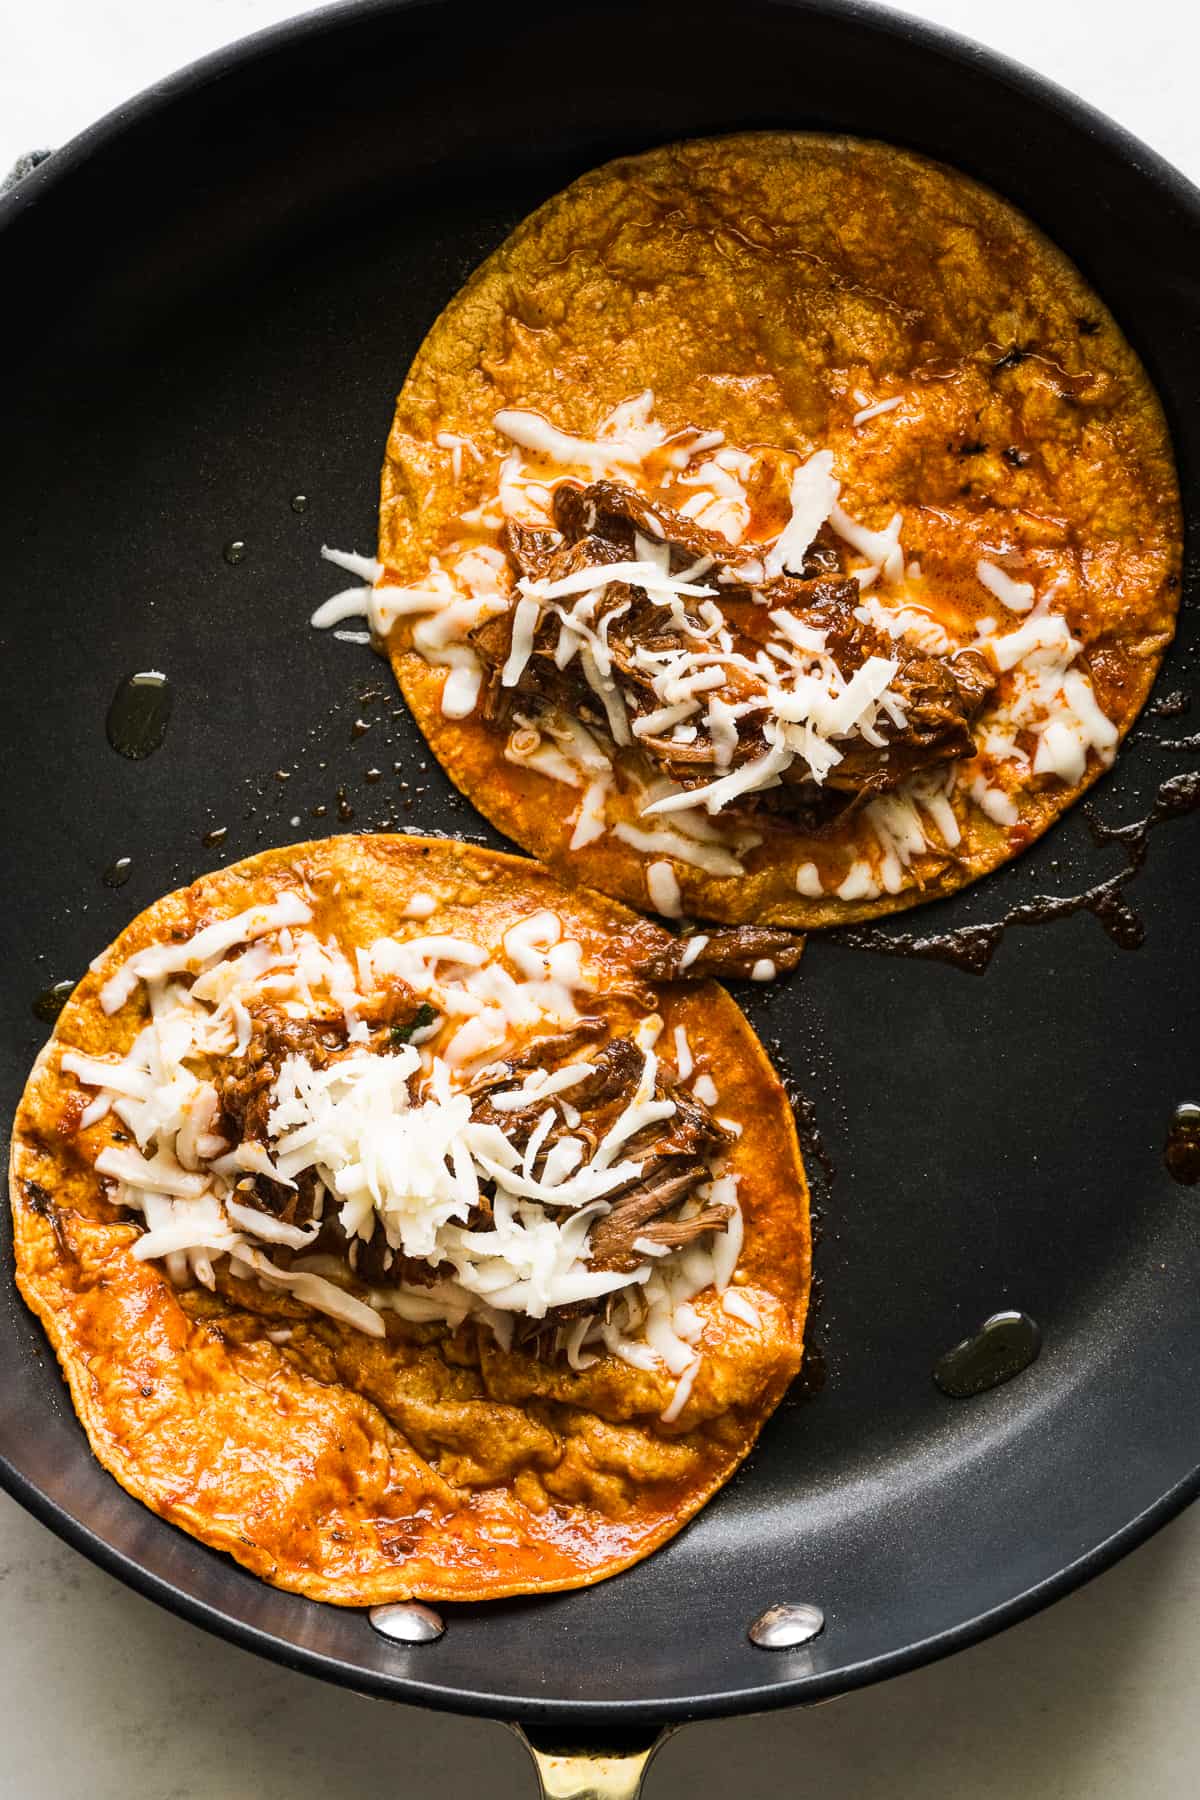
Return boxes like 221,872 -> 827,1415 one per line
570,776 -> 611,849
830,500 -> 905,584
74,900 -> 745,1383
307,393 -> 1121,895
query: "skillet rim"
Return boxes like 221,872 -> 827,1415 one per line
1,0 -> 1198,1727
2,1442 -> 1197,1722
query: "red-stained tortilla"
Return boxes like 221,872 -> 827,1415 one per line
10,836 -> 809,1604
376,132 -> 1180,926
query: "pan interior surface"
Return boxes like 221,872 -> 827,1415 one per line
1,0 -> 1198,1723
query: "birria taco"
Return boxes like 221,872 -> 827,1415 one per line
317,132 -> 1180,925
11,837 -> 808,1603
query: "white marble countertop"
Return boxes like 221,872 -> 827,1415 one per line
3,3 -> 1198,1795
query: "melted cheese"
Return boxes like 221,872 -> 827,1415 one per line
569,776 -> 611,849
722,1289 -> 760,1326
763,450 -> 840,579
646,861 -> 683,918
494,396 -> 665,472
321,545 -> 384,584
977,558 -> 1035,614
853,395 -> 902,425
613,822 -> 744,878
984,613 -> 1118,780
98,896 -> 312,1015
836,860 -> 880,901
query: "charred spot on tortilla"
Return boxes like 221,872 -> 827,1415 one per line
324,132 -> 1179,928
9,836 -> 809,1606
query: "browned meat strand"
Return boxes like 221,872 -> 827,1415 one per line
478,1017 -> 608,1080
470,1035 -> 729,1179
474,478 -> 996,810
629,923 -> 805,983
563,1036 -> 645,1110
500,521 -> 561,580
591,1185 -> 732,1271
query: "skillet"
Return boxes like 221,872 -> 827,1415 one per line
1,0 -> 1198,1790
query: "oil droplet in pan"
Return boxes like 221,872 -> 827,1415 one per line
106,671 -> 173,760
934,1310 -> 1041,1398
102,857 -> 133,888
32,979 -> 75,1024
223,540 -> 247,565
1165,1103 -> 1200,1185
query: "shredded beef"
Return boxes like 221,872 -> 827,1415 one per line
220,980 -> 426,1227
490,1016 -> 608,1075
561,1036 -> 644,1110
222,1002 -> 735,1323
552,479 -> 838,579
475,477 -> 996,810
395,1026 -> 732,1299
589,1178 -> 733,1271
500,521 -> 561,581
628,923 -> 805,983
219,1004 -> 347,1146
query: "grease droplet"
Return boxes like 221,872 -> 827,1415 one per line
1165,1103 -> 1200,1186
106,671 -> 173,760
202,826 -> 228,849
336,786 -> 355,822
223,540 -> 246,565
32,979 -> 76,1024
102,857 -> 133,888
934,1310 -> 1041,1398
290,494 -> 309,514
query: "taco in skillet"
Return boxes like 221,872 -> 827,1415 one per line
10,836 -> 808,1604
317,131 -> 1180,926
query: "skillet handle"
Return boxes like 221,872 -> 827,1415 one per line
510,1723 -> 675,1800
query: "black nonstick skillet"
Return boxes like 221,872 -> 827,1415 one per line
2,2 -> 1198,1792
